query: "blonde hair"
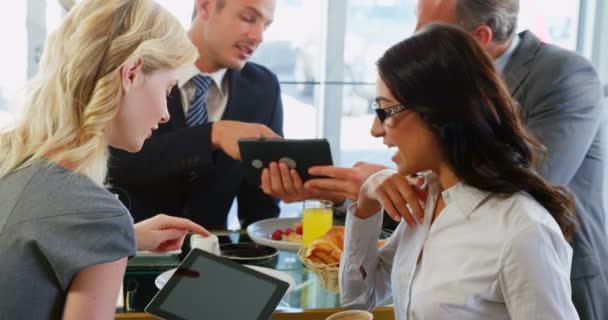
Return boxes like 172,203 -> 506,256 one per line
0,0 -> 198,185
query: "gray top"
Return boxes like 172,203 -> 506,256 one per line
0,161 -> 135,319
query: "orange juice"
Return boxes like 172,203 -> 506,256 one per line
302,207 -> 333,246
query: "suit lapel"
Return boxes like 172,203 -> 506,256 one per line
166,85 -> 186,130
221,69 -> 239,121
503,31 -> 542,97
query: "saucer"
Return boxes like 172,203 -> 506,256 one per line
219,243 -> 279,264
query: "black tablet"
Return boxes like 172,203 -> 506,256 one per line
145,249 -> 289,320
238,138 -> 333,186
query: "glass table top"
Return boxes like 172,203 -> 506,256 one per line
119,231 -> 341,312
116,230 -> 394,319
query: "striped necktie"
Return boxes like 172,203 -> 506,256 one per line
186,74 -> 213,127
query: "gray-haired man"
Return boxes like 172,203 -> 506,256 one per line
415,1 -> 607,318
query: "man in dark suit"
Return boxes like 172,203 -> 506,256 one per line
264,1 -> 608,318
108,0 -> 283,229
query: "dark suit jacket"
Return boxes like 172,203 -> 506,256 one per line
107,62 -> 283,229
504,31 -> 608,320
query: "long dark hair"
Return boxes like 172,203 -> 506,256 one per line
377,23 -> 575,239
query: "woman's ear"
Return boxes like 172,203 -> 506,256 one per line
120,57 -> 144,94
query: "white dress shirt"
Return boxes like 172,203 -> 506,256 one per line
340,171 -> 579,320
176,65 -> 229,122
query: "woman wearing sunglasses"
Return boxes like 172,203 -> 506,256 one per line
340,23 -> 579,320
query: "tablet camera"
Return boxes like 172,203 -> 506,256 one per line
278,157 -> 297,169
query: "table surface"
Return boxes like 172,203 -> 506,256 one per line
115,230 -> 394,320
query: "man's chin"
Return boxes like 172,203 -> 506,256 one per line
225,58 -> 247,71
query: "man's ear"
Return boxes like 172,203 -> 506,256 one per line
195,0 -> 213,20
120,57 -> 144,94
471,24 -> 494,47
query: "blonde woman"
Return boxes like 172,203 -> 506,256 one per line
0,0 -> 209,319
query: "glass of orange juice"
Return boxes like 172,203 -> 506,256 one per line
302,199 -> 333,246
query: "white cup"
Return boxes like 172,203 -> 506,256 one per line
325,310 -> 374,320
190,234 -> 220,255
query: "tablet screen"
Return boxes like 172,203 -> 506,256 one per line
146,249 -> 288,320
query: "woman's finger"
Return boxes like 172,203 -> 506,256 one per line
381,178 -> 418,226
394,175 -> 425,223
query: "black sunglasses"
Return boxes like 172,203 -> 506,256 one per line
372,101 -> 408,123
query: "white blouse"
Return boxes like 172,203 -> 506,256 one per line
340,172 -> 579,320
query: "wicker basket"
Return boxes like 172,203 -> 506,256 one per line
298,246 -> 340,293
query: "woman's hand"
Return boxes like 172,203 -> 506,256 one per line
355,169 -> 396,219
375,173 -> 428,227
134,214 -> 209,253
356,170 -> 427,227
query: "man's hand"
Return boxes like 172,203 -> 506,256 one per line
211,120 -> 281,160
303,162 -> 388,203
260,161 -> 343,204
134,214 -> 209,253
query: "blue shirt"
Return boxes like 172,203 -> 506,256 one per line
495,35 -> 521,74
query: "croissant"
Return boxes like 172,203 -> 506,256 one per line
325,226 -> 345,250
305,237 -> 342,265
305,226 -> 385,266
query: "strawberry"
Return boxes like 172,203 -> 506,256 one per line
271,229 -> 283,240
285,228 -> 294,235
295,225 -> 303,235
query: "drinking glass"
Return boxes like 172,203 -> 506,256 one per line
302,199 -> 333,246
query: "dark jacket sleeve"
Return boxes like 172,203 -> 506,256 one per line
108,121 -> 215,185
237,75 -> 283,227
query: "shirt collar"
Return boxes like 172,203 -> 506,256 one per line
494,34 -> 521,74
441,181 -> 491,219
176,64 -> 227,95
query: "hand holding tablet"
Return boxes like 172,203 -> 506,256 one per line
238,138 -> 333,186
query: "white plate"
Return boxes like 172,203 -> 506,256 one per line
155,265 -> 296,293
246,217 -> 302,251
135,249 -> 181,257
